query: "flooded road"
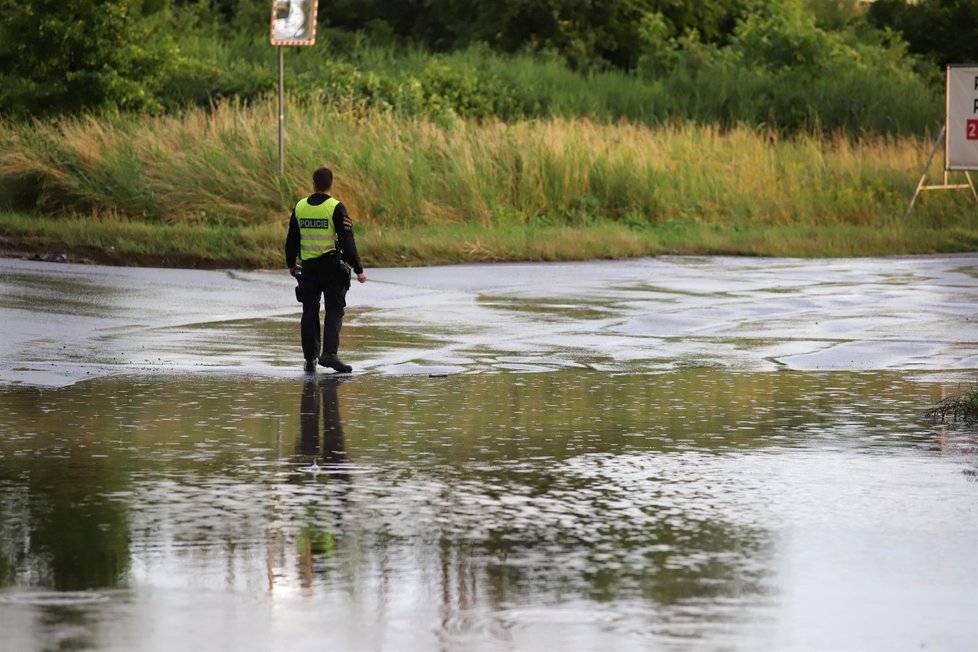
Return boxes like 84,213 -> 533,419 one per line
1,254 -> 976,385
0,255 -> 976,650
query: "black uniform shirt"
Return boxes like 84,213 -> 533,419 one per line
284,193 -> 364,274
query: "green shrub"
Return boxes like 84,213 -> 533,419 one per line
0,0 -> 171,116
633,1 -> 941,134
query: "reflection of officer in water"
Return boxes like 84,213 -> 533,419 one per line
298,378 -> 349,480
295,378 -> 348,587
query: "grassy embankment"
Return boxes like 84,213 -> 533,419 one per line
1,100 -> 975,268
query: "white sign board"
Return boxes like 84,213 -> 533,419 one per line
946,65 -> 978,171
270,0 -> 318,46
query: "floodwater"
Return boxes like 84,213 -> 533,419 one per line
0,255 -> 976,651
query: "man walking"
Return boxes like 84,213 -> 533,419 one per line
285,167 -> 366,373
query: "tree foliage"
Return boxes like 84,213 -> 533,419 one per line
867,0 -> 978,69
0,0 -> 172,116
0,0 -> 961,132
311,0 -> 744,69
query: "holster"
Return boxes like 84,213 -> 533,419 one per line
294,270 -> 306,303
339,260 -> 352,290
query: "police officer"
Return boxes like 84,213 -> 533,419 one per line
285,167 -> 366,373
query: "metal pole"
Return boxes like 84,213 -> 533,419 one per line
965,171 -> 978,205
904,125 -> 945,219
278,46 -> 285,176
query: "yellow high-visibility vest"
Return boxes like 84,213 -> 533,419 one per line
296,196 -> 340,261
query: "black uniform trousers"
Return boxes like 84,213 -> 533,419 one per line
296,252 -> 351,361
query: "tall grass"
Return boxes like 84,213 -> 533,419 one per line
1,99 -> 970,234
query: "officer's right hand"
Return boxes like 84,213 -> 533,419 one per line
289,266 -> 299,277
357,272 -> 367,283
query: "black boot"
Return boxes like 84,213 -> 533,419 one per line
318,353 -> 352,373
304,359 -> 317,373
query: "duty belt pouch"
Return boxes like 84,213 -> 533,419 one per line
294,271 -> 304,303
339,260 -> 352,290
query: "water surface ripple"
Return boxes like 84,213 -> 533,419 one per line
0,370 -> 975,651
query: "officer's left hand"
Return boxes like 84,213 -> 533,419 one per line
357,272 -> 367,283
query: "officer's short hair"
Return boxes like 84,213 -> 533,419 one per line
312,167 -> 333,192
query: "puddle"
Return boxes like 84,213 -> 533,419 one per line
0,370 -> 975,650
1,255 -> 976,649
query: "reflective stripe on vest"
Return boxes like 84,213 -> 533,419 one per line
296,196 -> 340,260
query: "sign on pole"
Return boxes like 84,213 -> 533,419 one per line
270,0 -> 319,175
946,65 -> 978,171
905,64 -> 978,216
271,0 -> 318,46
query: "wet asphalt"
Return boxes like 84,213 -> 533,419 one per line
1,253 -> 976,387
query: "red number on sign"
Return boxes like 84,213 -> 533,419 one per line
968,120 -> 978,140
